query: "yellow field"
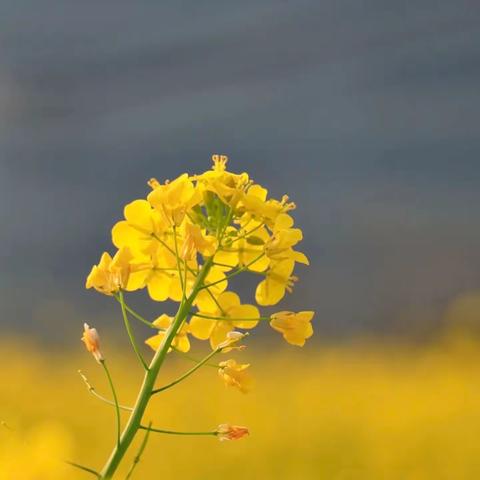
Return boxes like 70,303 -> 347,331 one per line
1,335 -> 480,479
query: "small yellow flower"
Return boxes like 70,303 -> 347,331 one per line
85,247 -> 133,295
270,311 -> 314,346
147,173 -> 201,226
255,259 -> 298,306
264,213 -> 308,264
190,292 -> 259,349
111,199 -> 167,253
195,154 -> 250,207
81,323 -> 104,363
216,424 -> 249,441
240,183 -> 296,227
145,314 -> 191,353
217,331 -> 248,352
180,223 -> 217,260
218,359 -> 253,393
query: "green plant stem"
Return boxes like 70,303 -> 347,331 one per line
200,253 -> 266,290
139,425 -> 217,437
99,258 -> 213,479
79,370 -> 133,412
173,349 -> 219,368
124,422 -> 152,480
66,461 -> 101,478
101,361 -> 121,447
190,312 -> 270,322
151,347 -> 221,394
118,291 -> 148,370
113,296 -> 155,328
172,226 -> 185,296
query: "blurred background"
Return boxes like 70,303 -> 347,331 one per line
1,1 -> 480,478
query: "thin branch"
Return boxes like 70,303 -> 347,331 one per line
151,347 -> 221,395
118,290 -> 149,370
190,312 -> 269,322
101,360 -> 121,447
113,296 -> 155,328
200,253 -> 266,290
66,461 -> 101,478
78,370 -> 133,411
139,425 -> 217,437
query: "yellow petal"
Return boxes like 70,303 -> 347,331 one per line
210,321 -> 234,349
145,333 -> 165,351
230,304 -> 260,329
147,273 -> 171,302
189,317 -> 216,340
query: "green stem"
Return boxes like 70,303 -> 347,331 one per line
79,370 -> 133,412
151,347 -> 221,394
66,461 -> 101,478
118,291 -> 148,370
173,349 -> 219,368
101,361 -> 121,447
226,222 -> 264,246
99,258 -> 213,479
190,312 -> 269,322
139,425 -> 217,437
114,296 -> 155,328
200,253 -> 266,290
172,226 -> 186,297
124,422 -> 152,480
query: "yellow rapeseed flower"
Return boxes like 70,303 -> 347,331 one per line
85,247 -> 133,295
190,291 -> 259,348
112,199 -> 167,253
218,359 -> 253,393
270,310 -> 315,346
145,314 -> 191,353
147,173 -> 201,226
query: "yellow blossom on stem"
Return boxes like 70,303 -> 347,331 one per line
255,259 -> 298,306
216,424 -> 249,442
190,291 -> 259,349
218,359 -> 253,393
196,155 -> 250,208
111,199 -> 167,254
147,173 -> 201,226
145,314 -> 191,353
270,311 -> 315,346
85,247 -> 133,295
81,323 -> 104,363
180,223 -> 217,260
82,155 -> 312,478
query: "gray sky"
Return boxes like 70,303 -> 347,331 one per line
1,1 -> 480,342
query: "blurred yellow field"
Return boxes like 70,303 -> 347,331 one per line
2,335 -> 480,479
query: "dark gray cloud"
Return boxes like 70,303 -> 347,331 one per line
1,1 -> 480,341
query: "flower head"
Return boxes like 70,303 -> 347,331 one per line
180,223 -> 217,260
147,173 -> 201,226
81,323 -> 104,363
190,292 -> 259,349
85,247 -> 133,295
145,314 -> 191,353
218,359 -> 253,393
270,311 -> 315,346
216,424 -> 249,442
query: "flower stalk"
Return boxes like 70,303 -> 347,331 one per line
98,258 -> 213,479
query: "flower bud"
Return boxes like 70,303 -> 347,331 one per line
81,323 -> 104,363
216,424 -> 249,441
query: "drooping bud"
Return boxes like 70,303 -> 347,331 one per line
216,424 -> 249,441
81,323 -> 104,363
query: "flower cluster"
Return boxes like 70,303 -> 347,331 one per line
86,155 -> 314,350
81,156 -> 314,478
